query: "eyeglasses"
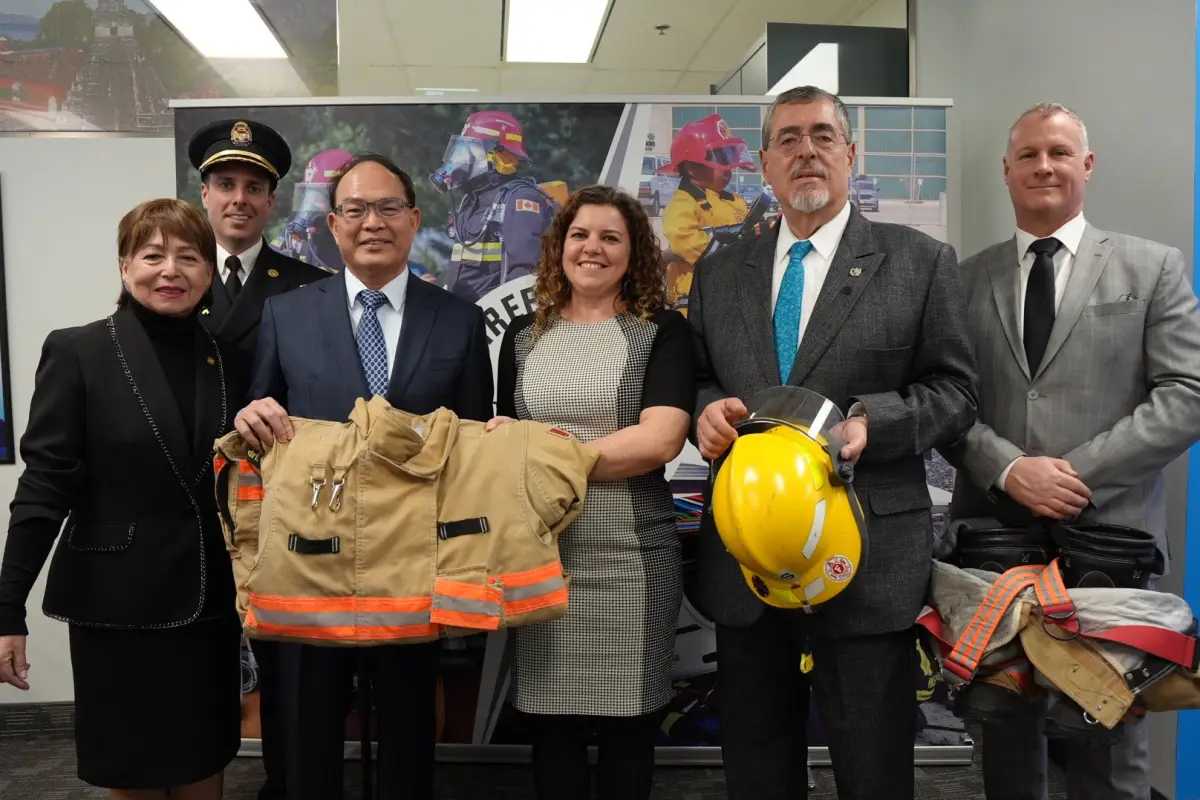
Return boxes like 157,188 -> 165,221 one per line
333,197 -> 415,220
770,130 -> 847,155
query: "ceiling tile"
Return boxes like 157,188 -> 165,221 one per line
673,70 -> 728,95
337,0 -> 399,67
404,66 -> 501,94
584,69 -> 684,94
386,0 -> 501,67
685,0 -> 855,72
591,0 -> 738,71
499,65 -> 592,94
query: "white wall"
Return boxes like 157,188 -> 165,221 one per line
849,0 -> 908,28
913,1 -> 1196,795
0,136 -> 176,704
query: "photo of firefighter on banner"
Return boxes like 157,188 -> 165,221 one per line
172,95 -> 968,757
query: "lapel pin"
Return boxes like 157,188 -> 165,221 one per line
268,268 -> 280,278
206,356 -> 216,366
849,267 -> 862,277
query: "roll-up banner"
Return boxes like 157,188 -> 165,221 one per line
171,94 -> 969,766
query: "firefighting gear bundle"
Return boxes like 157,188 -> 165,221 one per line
915,521 -> 1200,739
211,395 -> 599,647
710,386 -> 866,612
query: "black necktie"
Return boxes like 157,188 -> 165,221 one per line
225,255 -> 243,302
1023,237 -> 1061,373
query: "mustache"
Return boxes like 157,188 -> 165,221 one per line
791,162 -> 828,179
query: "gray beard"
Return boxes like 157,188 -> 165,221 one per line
789,187 -> 830,213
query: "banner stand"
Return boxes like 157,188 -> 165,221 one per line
176,93 -> 969,772
234,739 -> 975,767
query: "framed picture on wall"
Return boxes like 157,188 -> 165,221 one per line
0,176 -> 14,464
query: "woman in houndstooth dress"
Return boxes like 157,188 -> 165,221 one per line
491,185 -> 694,800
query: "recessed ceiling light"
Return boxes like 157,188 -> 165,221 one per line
504,0 -> 612,64
147,0 -> 287,59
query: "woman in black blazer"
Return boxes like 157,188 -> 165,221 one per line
0,198 -> 247,798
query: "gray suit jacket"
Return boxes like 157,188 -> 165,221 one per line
944,223 -> 1200,572
688,207 -> 979,637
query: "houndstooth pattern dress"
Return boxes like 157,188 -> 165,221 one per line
497,309 -> 694,716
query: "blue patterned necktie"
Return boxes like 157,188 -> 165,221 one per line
773,239 -> 814,380
356,289 -> 390,397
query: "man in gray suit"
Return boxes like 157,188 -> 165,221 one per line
688,85 -> 979,800
946,102 -> 1200,800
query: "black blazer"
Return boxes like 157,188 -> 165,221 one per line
8,305 -> 249,628
250,269 -> 494,423
200,239 -> 331,361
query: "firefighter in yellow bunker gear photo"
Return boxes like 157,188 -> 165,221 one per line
658,113 -> 755,315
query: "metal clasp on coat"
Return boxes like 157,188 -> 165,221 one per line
329,467 -> 347,512
310,465 -> 328,511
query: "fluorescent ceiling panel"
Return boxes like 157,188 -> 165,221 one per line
768,43 -> 839,95
149,0 -> 287,59
504,0 -> 610,63
414,88 -> 481,95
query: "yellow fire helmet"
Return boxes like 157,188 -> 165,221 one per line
710,386 -> 868,612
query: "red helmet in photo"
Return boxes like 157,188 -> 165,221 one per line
657,114 -> 757,175
459,109 -> 530,161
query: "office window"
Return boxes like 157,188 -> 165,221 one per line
864,155 -> 914,175
914,156 -> 946,177
865,107 -> 912,129
914,131 -> 947,154
915,108 -> 947,130
864,130 -> 912,153
875,176 -> 912,200
672,107 -> 715,128
715,106 -> 761,129
916,177 -> 946,200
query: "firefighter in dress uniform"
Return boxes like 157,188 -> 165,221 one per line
429,110 -> 560,304
658,114 -> 759,316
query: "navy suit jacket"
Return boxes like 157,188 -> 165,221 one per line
249,268 -> 494,423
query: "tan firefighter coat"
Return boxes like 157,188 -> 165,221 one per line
212,395 -> 599,647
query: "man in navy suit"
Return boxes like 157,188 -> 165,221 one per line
235,153 -> 494,800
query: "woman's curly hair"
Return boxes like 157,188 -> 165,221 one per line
532,184 -> 668,334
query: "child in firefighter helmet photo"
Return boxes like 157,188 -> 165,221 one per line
710,386 -> 868,610
429,109 -> 564,303
658,113 -> 762,315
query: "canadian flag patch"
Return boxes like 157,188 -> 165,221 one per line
515,198 -> 540,213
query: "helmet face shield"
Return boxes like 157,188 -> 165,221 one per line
724,385 -> 856,485
429,136 -> 491,193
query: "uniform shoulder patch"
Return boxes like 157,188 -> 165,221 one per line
514,198 -> 541,213
547,427 -> 572,439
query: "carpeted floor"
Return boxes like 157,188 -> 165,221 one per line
0,735 -> 1069,799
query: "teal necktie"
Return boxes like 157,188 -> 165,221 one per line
773,240 -> 814,381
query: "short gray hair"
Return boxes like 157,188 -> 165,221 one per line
761,85 -> 853,150
1008,102 -> 1090,153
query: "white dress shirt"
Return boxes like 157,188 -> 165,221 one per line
770,199 -> 852,346
217,237 -> 264,285
996,212 -> 1088,489
345,268 -> 408,380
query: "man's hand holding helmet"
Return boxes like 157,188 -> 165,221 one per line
697,397 -> 748,460
832,415 -> 868,463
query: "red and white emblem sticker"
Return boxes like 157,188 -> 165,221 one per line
824,555 -> 853,582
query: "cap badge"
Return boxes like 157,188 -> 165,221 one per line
230,121 -> 252,147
